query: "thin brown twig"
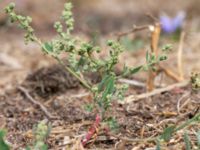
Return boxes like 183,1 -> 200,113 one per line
120,80 -> 189,104
18,86 -> 58,120
115,25 -> 149,41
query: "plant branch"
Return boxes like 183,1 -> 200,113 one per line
54,57 -> 92,90
115,25 -> 150,41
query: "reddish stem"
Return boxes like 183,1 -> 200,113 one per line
81,114 -> 101,146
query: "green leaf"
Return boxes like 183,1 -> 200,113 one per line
146,51 -> 150,63
0,130 -> 10,150
161,44 -> 172,52
98,75 -> 110,92
160,125 -> 175,142
121,65 -> 129,76
151,53 -> 156,62
159,55 -> 167,61
102,76 -> 115,101
42,42 -> 53,53
184,132 -> 191,150
130,65 -> 143,74
75,56 -> 87,71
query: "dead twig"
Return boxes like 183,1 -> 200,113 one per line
118,78 -> 166,88
118,78 -> 146,88
115,14 -> 157,41
70,92 -> 90,98
120,80 -> 189,104
18,86 -> 58,120
115,25 -> 149,41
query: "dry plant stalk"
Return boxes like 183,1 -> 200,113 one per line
178,32 -> 185,81
120,80 -> 189,104
150,23 -> 161,57
147,23 -> 161,91
159,32 -> 185,82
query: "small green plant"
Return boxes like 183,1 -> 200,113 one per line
158,112 -> 200,149
5,2 -> 167,125
26,121 -> 51,150
1,122 -> 50,150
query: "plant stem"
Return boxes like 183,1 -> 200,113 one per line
55,57 -> 92,90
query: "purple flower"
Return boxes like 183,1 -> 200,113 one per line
160,11 -> 186,34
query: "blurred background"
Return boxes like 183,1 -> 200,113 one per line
1,0 -> 200,34
0,0 -> 200,88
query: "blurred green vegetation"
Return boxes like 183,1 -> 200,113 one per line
120,37 -> 144,51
